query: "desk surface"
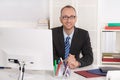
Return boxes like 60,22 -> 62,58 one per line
0,65 -> 106,80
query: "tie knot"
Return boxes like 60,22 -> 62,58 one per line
66,36 -> 70,41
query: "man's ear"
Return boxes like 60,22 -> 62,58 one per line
75,16 -> 77,23
60,17 -> 62,23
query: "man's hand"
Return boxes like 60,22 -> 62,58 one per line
67,54 -> 80,69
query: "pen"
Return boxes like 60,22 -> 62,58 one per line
0,67 -> 11,69
63,65 -> 69,77
56,58 -> 63,76
54,60 -> 57,75
60,57 -> 63,63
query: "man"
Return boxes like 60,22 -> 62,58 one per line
52,5 -> 93,69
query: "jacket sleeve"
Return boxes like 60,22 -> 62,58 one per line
78,31 -> 93,67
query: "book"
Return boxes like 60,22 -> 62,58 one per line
108,23 -> 120,27
103,53 -> 120,55
99,66 -> 120,73
74,70 -> 103,78
87,69 -> 106,76
105,26 -> 120,30
102,53 -> 120,59
103,55 -> 120,59
102,58 -> 120,62
102,62 -> 120,65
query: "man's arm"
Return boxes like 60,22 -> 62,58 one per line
78,31 -> 93,67
67,54 -> 80,69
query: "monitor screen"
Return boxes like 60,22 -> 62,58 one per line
0,27 -> 53,71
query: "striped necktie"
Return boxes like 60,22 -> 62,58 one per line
65,36 -> 70,59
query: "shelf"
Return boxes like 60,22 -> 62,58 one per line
102,29 -> 120,32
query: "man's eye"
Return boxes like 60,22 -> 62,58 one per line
62,16 -> 76,20
70,16 -> 76,18
63,16 -> 68,19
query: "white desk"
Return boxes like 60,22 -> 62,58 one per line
0,65 -> 106,80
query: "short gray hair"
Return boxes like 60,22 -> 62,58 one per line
60,5 -> 76,16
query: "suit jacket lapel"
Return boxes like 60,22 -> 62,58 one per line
70,28 -> 78,54
58,27 -> 65,58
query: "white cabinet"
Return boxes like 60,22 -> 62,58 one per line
101,30 -> 120,65
49,0 -> 98,65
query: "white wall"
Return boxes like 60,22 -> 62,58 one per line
0,0 -> 49,28
99,0 -> 120,26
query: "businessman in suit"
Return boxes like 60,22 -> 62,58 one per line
52,5 -> 93,69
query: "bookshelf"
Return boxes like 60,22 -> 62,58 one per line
100,30 -> 120,65
49,0 -> 98,65
98,0 -> 120,66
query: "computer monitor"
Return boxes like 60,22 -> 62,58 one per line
0,27 -> 53,71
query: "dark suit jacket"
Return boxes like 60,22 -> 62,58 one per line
52,26 -> 93,67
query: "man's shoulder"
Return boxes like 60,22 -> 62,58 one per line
51,26 -> 62,31
75,27 -> 88,33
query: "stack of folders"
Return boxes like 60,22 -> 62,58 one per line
105,23 -> 120,30
54,58 -> 71,77
74,68 -> 106,78
102,53 -> 120,65
74,66 -> 120,78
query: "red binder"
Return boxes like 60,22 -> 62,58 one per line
102,58 -> 120,62
105,26 -> 120,30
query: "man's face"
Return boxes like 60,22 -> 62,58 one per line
60,8 -> 77,30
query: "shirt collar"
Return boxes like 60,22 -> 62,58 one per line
63,29 -> 74,41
